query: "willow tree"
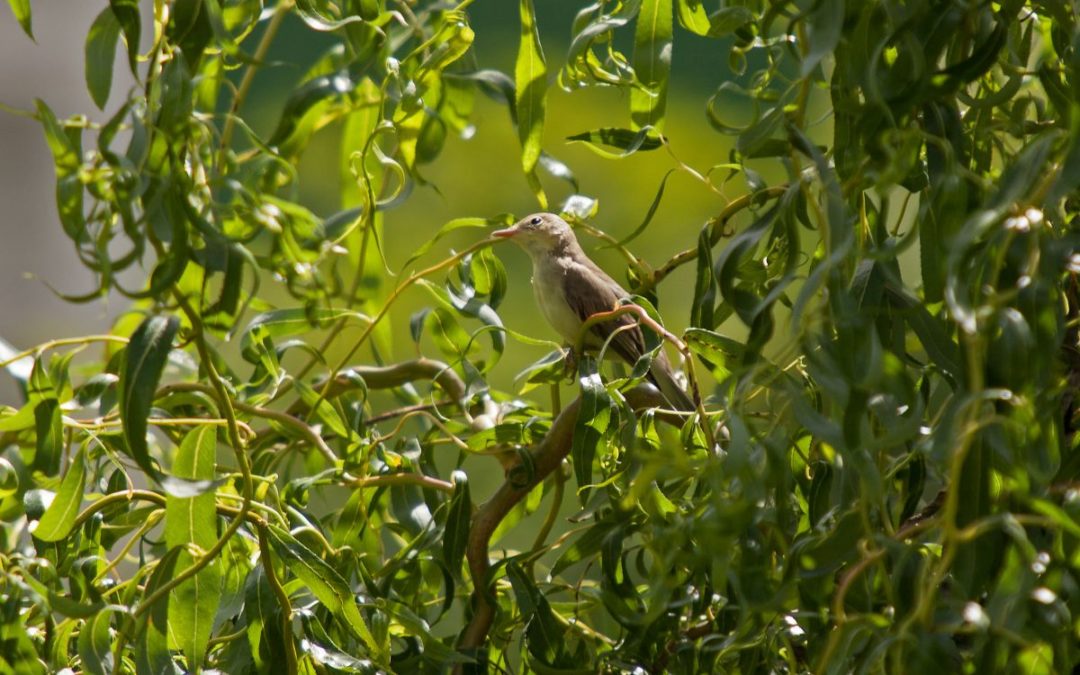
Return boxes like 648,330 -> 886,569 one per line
1,0 -> 1078,673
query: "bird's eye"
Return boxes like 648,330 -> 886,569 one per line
529,216 -> 542,226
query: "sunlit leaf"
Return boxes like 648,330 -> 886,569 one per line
6,0 -> 32,39
264,524 -> 382,661
515,0 -> 548,207
30,446 -> 86,541
78,609 -> 115,675
166,426 -> 221,670
631,0 -> 672,130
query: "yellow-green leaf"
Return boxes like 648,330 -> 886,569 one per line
165,426 -> 221,670
6,0 -> 32,39
631,0 -> 673,131
31,447 -> 86,542
515,0 -> 547,207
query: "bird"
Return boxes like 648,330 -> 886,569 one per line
492,212 -> 694,411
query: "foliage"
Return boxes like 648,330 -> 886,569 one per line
2,0 -> 1080,673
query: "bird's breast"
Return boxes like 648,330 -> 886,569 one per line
531,264 -> 585,344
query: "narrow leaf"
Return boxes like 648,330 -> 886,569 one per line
165,426 -> 221,671
571,356 -> 613,503
78,610 -> 115,675
295,379 -> 354,440
85,8 -> 121,110
109,0 -> 140,73
515,0 -> 548,206
442,470 -> 471,579
506,562 -> 568,666
119,315 -> 180,479
265,524 -> 382,660
675,0 -> 709,35
6,0 -> 32,39
31,446 -> 86,542
631,0 -> 673,130
136,546 -> 182,675
614,169 -> 675,246
566,127 -> 662,157
240,308 -> 367,363
32,398 -> 62,476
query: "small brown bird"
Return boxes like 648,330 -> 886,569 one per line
493,212 -> 694,410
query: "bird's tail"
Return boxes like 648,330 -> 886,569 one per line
648,351 -> 696,411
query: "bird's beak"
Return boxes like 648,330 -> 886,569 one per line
491,227 -> 517,239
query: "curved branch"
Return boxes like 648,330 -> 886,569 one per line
458,397 -> 582,655
637,185 -> 788,293
312,358 -> 468,405
158,382 -> 337,462
457,387 -> 668,660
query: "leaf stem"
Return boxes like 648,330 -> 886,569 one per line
0,335 -> 128,369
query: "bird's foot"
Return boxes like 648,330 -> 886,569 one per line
562,346 -> 578,380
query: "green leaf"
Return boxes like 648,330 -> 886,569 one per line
631,0 -> 672,131
109,0 -> 140,73
269,72 -> 358,159
566,127 -> 663,157
136,546 -> 182,675
77,609 -> 115,675
551,520 -> 618,576
800,0 -> 843,77
571,356 -> 613,502
684,327 -> 743,381
119,314 -> 180,479
32,398 -> 62,477
295,379 -> 354,440
166,0 -> 212,70
442,470 -> 470,579
675,0 -> 709,36
6,0 -> 32,39
264,523 -> 382,661
85,8 -> 121,110
506,562 -> 570,667
240,308 -> 368,363
707,6 -> 754,36
165,426 -> 220,670
399,215 -> 509,272
418,306 -> 474,361
515,0 -> 548,207
31,446 -> 86,542
380,601 -> 473,665
242,566 -> 277,670
886,286 -> 960,379
294,0 -> 366,31
35,99 -> 84,240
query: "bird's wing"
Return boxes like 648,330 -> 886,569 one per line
561,260 -> 647,366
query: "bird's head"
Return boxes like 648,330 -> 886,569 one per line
492,212 -> 577,258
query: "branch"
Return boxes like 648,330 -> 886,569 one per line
158,382 -> 338,463
314,358 -> 468,403
636,185 -> 788,294
457,397 -> 582,656
577,304 -> 714,448
456,387 -> 668,661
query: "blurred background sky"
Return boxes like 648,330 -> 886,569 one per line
0,1 -> 783,403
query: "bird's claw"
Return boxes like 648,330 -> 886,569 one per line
562,346 -> 578,380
